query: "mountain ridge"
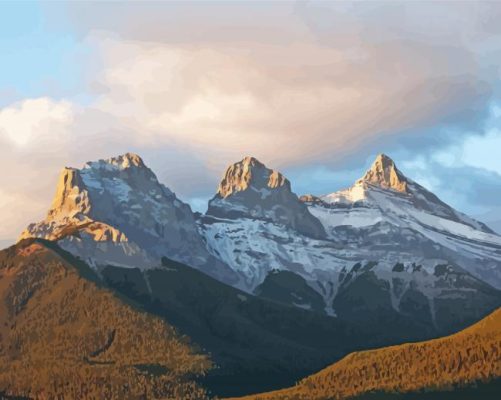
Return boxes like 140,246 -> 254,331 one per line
10,152 -> 501,398
201,154 -> 501,324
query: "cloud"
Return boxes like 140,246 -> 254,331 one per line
85,34 -> 493,172
37,3 -> 501,174
397,126 -> 501,217
2,1 -> 501,240
61,0 -> 499,173
0,98 -> 81,240
0,98 -> 74,147
0,95 -> 222,240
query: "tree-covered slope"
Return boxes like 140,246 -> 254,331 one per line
234,307 -> 501,400
0,239 -> 211,399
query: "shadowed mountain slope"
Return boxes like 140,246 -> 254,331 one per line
100,255 -> 439,397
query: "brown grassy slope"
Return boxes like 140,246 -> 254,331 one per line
232,307 -> 501,400
0,240 -> 211,400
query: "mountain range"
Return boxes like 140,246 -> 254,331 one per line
3,151 -> 501,398
20,153 -> 501,332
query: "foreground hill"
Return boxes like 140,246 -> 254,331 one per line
232,307 -> 501,400
0,239 -> 211,399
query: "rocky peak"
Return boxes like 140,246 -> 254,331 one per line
217,156 -> 289,199
208,157 -> 325,239
47,167 -> 91,220
20,153 -> 234,277
299,194 -> 328,206
84,152 -> 146,171
44,153 -> 156,224
358,153 -> 409,193
315,153 -> 495,234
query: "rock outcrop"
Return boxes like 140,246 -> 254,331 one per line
207,156 -> 325,239
358,153 -> 409,193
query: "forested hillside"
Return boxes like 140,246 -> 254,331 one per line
0,240 -> 211,399
235,307 -> 501,400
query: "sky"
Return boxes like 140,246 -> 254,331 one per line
1,0 -> 501,245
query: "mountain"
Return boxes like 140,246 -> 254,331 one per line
199,154 -> 501,332
20,153 -> 238,284
231,307 -> 501,400
303,154 -> 501,286
0,239 -> 211,399
206,156 -> 325,239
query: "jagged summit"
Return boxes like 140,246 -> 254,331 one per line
216,156 -> 289,199
358,154 -> 409,193
84,152 -> 146,171
300,151 -> 496,258
47,167 -> 90,220
207,156 -> 325,239
43,153 -> 161,224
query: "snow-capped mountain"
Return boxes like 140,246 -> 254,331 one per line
302,154 -> 501,289
199,154 -> 501,326
306,153 -> 493,232
20,153 -> 237,283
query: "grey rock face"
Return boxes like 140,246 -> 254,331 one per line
207,156 -> 325,239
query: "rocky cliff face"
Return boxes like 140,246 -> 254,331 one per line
206,156 -> 325,239
358,153 -> 409,193
20,153 -> 237,283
